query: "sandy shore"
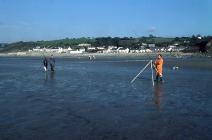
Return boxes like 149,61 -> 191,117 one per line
0,51 -> 198,58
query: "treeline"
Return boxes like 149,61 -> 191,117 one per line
37,37 -> 95,48
0,37 -> 95,52
0,35 -> 211,53
0,42 -> 37,53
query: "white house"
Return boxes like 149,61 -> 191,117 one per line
130,50 -> 140,53
145,49 -> 152,53
105,46 -> 117,53
142,43 -> 147,46
32,46 -> 44,52
87,47 -> 96,51
45,48 -> 58,53
67,47 -> 72,51
117,47 -> 129,53
70,50 -> 83,54
58,47 -> 63,53
78,43 -> 91,47
69,48 -> 85,54
148,44 -> 156,48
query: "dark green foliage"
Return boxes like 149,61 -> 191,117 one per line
0,41 -> 37,53
37,37 -> 95,48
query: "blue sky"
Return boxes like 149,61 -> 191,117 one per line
0,0 -> 211,43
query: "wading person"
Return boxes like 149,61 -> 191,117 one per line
49,54 -> 55,72
154,54 -> 164,82
43,57 -> 48,71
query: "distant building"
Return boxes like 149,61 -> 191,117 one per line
130,49 -> 141,53
69,49 -> 84,54
67,47 -> 72,51
86,47 -> 97,53
104,46 -> 117,53
96,47 -> 105,53
167,45 -> 176,52
148,44 -> 155,48
142,43 -> 147,46
78,43 -> 91,47
145,49 -> 152,53
117,47 -> 129,53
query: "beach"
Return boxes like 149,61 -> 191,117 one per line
0,51 -> 204,59
0,55 -> 212,140
1,0 -> 211,139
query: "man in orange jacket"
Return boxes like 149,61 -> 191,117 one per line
154,54 -> 164,82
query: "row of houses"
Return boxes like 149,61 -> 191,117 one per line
29,47 -> 86,54
29,43 -> 185,54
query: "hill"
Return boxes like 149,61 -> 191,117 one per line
0,36 -> 211,53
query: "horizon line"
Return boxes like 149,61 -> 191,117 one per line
1,34 -> 211,44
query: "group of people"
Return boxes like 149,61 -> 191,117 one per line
88,55 -> 96,60
43,55 -> 56,72
42,54 -> 164,82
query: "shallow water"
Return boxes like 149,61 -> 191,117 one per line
0,56 -> 212,140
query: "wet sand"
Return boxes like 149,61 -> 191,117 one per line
0,56 -> 212,140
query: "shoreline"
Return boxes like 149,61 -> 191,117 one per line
0,51 -> 199,58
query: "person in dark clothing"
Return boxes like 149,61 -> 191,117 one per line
43,57 -> 48,71
49,54 -> 55,72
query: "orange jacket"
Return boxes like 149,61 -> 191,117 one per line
155,58 -> 163,75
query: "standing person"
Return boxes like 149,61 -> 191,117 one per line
49,54 -> 55,72
43,57 -> 48,71
154,54 -> 164,82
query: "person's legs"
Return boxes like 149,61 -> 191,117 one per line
44,66 -> 47,71
44,64 -> 48,71
159,74 -> 163,82
155,74 -> 159,81
50,64 -> 54,71
155,73 -> 163,82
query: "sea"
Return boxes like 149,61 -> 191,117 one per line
0,56 -> 212,140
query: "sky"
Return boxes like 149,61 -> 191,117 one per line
0,0 -> 211,43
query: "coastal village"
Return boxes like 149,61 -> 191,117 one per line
1,36 -> 211,56
28,43 -> 184,54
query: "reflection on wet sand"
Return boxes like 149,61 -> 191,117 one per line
50,71 -> 55,80
153,83 -> 163,110
44,72 -> 48,82
44,71 -> 55,83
